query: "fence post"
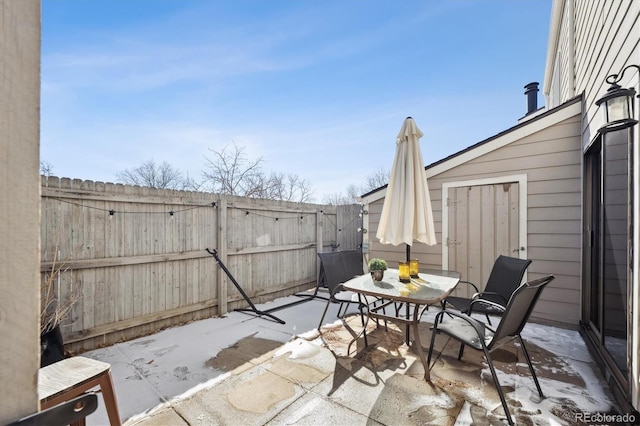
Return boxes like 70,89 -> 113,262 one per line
316,210 -> 323,254
217,198 -> 228,315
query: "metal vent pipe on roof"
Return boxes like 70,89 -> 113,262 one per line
524,82 -> 539,115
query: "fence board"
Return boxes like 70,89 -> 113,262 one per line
41,177 -> 357,351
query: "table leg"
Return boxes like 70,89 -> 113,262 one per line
411,319 -> 431,381
345,294 -> 370,355
408,303 -> 434,381
405,303 -> 410,345
357,294 -> 368,348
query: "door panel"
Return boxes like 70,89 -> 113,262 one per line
601,131 -> 629,375
584,131 -> 630,387
447,182 -> 520,298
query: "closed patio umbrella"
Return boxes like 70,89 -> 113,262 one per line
376,117 -> 436,260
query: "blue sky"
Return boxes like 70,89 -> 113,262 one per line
41,0 -> 552,202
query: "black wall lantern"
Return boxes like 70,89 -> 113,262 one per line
595,64 -> 639,133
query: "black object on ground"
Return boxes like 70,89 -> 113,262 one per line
206,248 -> 315,324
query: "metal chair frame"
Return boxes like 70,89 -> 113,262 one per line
441,255 -> 532,325
428,275 -> 555,425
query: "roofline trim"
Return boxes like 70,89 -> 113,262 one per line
360,95 -> 582,204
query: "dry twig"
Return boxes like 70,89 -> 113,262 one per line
40,247 -> 80,334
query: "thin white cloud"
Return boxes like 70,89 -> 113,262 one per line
40,0 -> 552,201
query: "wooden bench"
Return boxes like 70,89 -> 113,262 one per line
38,356 -> 121,426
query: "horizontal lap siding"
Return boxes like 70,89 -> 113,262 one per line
440,115 -> 582,327
366,112 -> 582,327
575,0 -> 639,149
367,192 -> 443,270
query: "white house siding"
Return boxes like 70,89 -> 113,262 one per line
364,104 -> 583,328
545,0 -> 576,108
366,195 -> 443,272
437,115 -> 583,327
579,0 -> 640,411
559,0 -> 575,104
545,0 -> 640,410
547,0 -> 640,150
0,0 -> 41,422
575,0 -> 639,150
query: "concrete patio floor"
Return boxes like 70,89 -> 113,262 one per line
79,291 -> 621,425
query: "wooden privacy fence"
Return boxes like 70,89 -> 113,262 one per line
41,177 -> 363,352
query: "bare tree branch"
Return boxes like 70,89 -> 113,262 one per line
116,160 -> 190,190
201,143 -> 264,195
323,168 -> 390,205
40,161 -> 54,177
363,168 -> 390,192
201,143 -> 313,202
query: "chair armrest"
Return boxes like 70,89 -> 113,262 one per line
471,291 -> 508,306
457,280 -> 480,293
433,309 -> 487,338
468,297 -> 506,314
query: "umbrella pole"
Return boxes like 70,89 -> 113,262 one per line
405,244 -> 411,344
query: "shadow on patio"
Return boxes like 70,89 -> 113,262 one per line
80,292 -> 620,425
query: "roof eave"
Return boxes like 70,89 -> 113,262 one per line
360,94 -> 583,204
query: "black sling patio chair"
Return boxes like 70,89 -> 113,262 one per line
317,251 -> 364,328
428,274 -> 554,426
316,251 -> 387,335
8,394 -> 98,426
441,255 -> 532,325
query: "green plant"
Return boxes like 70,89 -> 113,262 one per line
368,258 -> 387,271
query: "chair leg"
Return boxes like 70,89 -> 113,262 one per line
369,298 -> 382,328
437,301 -> 447,324
437,302 -> 454,326
337,301 -> 348,318
457,343 -> 465,360
482,348 -> 514,425
517,335 -> 544,398
97,370 -> 122,426
70,418 -> 86,426
485,314 -> 493,326
317,297 -> 332,329
379,299 -> 388,331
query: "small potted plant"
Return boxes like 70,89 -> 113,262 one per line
368,258 -> 387,281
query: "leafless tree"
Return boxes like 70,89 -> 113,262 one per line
40,161 -> 54,177
201,143 -> 263,195
266,173 -> 313,202
362,168 -> 390,193
243,171 -> 278,199
116,160 -> 190,190
202,143 -> 314,202
285,174 -> 313,202
323,168 -> 390,205
322,192 -> 353,206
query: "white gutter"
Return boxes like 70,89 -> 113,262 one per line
543,0 -> 566,98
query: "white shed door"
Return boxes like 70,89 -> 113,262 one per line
447,182 -> 521,298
